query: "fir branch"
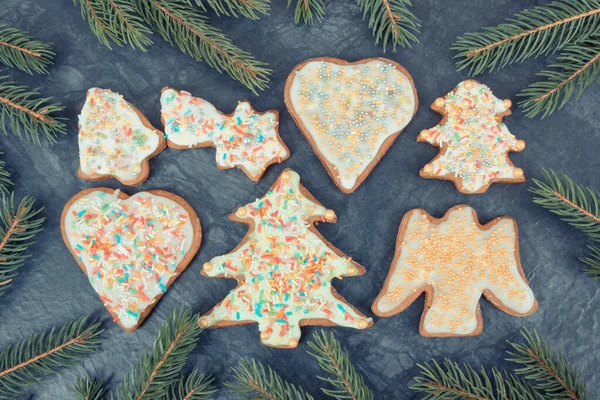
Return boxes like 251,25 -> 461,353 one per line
0,194 -> 44,297
192,0 -> 270,20
287,0 -> 325,25
0,316 -> 103,399
0,77 -> 67,144
73,0 -> 153,50
116,308 -> 203,400
307,330 -> 373,400
169,369 -> 217,400
580,245 -> 600,279
226,358 -> 315,399
518,40 -> 600,118
507,328 -> 592,400
453,0 -> 600,75
410,359 -> 542,400
529,170 -> 600,242
0,25 -> 54,74
133,0 -> 271,95
73,376 -> 106,400
0,153 -> 12,196
356,0 -> 420,52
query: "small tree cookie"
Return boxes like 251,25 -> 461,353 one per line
372,205 -> 538,337
418,80 -> 526,194
199,169 -> 372,348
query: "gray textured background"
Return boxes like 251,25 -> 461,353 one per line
0,0 -> 598,398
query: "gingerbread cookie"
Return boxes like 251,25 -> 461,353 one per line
372,205 -> 537,337
284,57 -> 418,193
160,87 -> 289,181
78,88 -> 166,186
61,188 -> 201,332
418,79 -> 526,194
199,169 -> 372,348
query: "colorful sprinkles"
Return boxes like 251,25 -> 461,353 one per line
161,89 -> 289,180
419,80 -> 525,193
199,170 -> 371,347
64,190 -> 195,330
78,88 -> 160,183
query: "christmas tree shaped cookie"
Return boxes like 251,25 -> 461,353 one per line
161,87 -> 289,181
372,205 -> 538,336
418,80 -> 526,194
199,169 -> 373,348
285,58 -> 418,193
78,88 -> 166,186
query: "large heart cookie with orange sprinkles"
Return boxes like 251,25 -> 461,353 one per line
285,57 -> 418,193
61,188 -> 201,332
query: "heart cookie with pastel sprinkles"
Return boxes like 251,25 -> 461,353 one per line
285,57 -> 418,193
61,188 -> 201,332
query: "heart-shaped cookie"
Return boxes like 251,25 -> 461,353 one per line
61,188 -> 201,332
285,57 -> 418,193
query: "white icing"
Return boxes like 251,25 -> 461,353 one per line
78,88 -> 160,183
64,190 -> 195,330
200,170 -> 371,347
374,206 -> 536,335
287,59 -> 416,190
161,89 -> 288,179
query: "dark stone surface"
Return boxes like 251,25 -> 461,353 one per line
0,1 -> 598,398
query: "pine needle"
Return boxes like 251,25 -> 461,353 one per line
134,0 -> 271,95
0,154 -> 12,196
410,359 -> 542,400
0,194 -> 44,297
0,25 -> 54,74
0,77 -> 67,145
507,328 -> 592,400
356,0 -> 420,52
192,0 -> 270,20
73,0 -> 153,50
226,358 -> 315,399
307,330 -> 373,400
518,40 -> 600,118
0,316 -> 103,399
529,170 -> 600,242
580,245 -> 600,279
169,369 -> 217,400
116,308 -> 203,400
288,0 -> 325,25
72,376 -> 105,400
453,0 -> 600,76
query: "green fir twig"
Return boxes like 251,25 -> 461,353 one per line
410,359 -> 542,400
518,39 -> 600,118
0,194 -> 44,297
0,25 -> 54,74
453,0 -> 600,76
72,376 -> 106,400
169,369 -> 217,400
226,358 -> 315,400
192,0 -> 269,20
507,328 -> 592,400
134,0 -> 271,95
116,308 -> 203,400
73,0 -> 153,50
0,154 -> 12,196
580,245 -> 600,278
356,0 -> 420,51
307,330 -> 373,400
530,170 -> 600,242
288,0 -> 325,25
0,77 -> 67,144
0,316 -> 103,399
